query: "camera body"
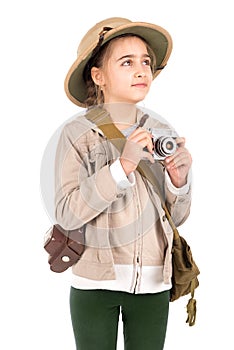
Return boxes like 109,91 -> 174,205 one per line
149,128 -> 178,160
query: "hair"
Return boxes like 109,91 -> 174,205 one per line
83,34 -> 157,107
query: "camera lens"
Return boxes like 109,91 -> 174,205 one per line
164,140 -> 174,151
154,136 -> 177,158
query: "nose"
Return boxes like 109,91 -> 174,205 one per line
134,72 -> 146,78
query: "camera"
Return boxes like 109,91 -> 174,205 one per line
149,128 -> 178,160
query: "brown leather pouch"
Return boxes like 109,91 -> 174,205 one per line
44,225 -> 85,273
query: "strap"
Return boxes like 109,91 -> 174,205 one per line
186,278 -> 197,326
85,107 -> 180,240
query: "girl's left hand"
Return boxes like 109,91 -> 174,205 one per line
164,137 -> 192,188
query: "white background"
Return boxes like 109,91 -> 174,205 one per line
1,0 -> 233,349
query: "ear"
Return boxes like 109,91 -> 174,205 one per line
91,67 -> 105,87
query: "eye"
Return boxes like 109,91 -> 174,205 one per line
122,59 -> 132,66
143,58 -> 151,66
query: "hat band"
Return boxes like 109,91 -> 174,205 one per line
90,26 -> 113,60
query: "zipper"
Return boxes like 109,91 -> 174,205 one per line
132,176 -> 142,294
132,180 -> 143,294
133,256 -> 140,294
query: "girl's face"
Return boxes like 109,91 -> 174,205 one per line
91,36 -> 153,104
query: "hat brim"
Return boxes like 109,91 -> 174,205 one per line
65,22 -> 173,107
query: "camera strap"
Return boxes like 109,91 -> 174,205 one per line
85,107 -> 180,240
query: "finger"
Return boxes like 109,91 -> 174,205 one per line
165,146 -> 188,163
166,153 -> 191,170
176,137 -> 186,147
169,158 -> 186,170
129,132 -> 153,153
128,128 -> 151,142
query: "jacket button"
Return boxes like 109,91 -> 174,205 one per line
162,215 -> 166,221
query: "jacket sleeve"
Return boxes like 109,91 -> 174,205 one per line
54,122 -> 122,230
164,170 -> 192,227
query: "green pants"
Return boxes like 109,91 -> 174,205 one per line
70,288 -> 169,350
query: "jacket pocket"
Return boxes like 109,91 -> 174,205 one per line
88,140 -> 113,173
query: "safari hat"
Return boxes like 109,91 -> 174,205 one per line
64,17 -> 173,107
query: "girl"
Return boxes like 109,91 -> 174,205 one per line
54,17 -> 192,350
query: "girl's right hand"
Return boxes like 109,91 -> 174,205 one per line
120,128 -> 154,176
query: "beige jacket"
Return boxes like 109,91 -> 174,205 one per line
55,108 -> 191,284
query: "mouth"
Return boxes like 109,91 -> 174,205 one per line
131,83 -> 147,88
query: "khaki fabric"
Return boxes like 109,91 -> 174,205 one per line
54,110 -> 191,282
